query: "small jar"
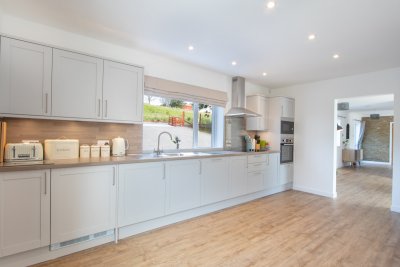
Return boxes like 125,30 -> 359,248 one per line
100,145 -> 110,158
80,145 -> 90,158
90,145 -> 100,158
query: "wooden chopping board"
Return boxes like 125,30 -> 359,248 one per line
0,121 -> 6,162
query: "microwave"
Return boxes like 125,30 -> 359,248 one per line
281,120 -> 294,134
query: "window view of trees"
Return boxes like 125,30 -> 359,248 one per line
143,95 -> 217,151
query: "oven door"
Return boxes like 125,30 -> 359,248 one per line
281,120 -> 294,134
280,143 -> 294,164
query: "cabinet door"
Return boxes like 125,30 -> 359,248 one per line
0,37 -> 52,116
282,98 -> 295,118
118,162 -> 165,227
51,166 -> 116,244
229,156 -> 247,198
165,159 -> 201,214
103,60 -> 143,122
246,96 -> 269,131
52,49 -> 103,119
201,157 -> 229,205
265,153 -> 279,189
247,171 -> 265,193
279,163 -> 294,185
0,170 -> 50,257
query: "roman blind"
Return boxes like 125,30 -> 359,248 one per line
144,75 -> 228,107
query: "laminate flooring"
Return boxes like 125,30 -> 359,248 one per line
35,163 -> 400,266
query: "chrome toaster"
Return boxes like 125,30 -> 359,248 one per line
4,142 -> 44,161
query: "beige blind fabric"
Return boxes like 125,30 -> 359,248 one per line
144,75 -> 228,107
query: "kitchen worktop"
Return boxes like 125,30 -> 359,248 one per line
0,150 -> 279,172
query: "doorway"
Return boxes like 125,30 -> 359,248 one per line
335,94 -> 394,208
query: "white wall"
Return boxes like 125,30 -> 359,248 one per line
271,68 -> 400,213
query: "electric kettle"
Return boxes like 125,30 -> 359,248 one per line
112,137 -> 129,156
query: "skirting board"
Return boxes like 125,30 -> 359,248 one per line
119,183 -> 293,239
391,205 -> 400,213
293,185 -> 337,198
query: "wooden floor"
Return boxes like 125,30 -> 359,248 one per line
36,163 -> 400,266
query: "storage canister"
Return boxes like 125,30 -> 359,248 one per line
100,145 -> 110,158
90,145 -> 100,158
80,145 -> 90,158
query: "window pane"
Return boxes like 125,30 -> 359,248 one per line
198,104 -> 212,148
143,95 -> 193,151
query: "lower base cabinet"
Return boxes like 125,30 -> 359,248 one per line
0,170 -> 50,257
247,170 -> 265,193
201,157 -> 230,205
229,156 -> 248,197
279,163 -> 294,185
118,162 -> 166,227
51,166 -> 116,244
165,159 -> 201,214
265,153 -> 279,188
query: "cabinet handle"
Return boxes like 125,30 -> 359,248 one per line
199,160 -> 202,175
105,100 -> 108,118
212,158 -> 223,161
98,99 -> 101,117
44,172 -> 47,195
45,93 -> 48,114
163,163 -> 166,179
112,167 -> 115,186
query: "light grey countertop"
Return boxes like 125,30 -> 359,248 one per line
0,150 -> 279,172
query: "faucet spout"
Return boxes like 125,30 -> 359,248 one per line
155,131 -> 173,155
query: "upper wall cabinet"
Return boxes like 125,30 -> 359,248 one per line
269,97 -> 295,119
0,37 -> 52,116
246,95 -> 269,131
52,49 -> 103,120
103,60 -> 143,123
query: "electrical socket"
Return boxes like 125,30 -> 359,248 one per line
97,140 -> 109,146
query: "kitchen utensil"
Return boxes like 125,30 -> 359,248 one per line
101,145 -> 110,158
91,145 -> 100,158
0,121 -> 7,162
112,137 -> 129,156
4,142 -> 43,161
80,145 -> 90,158
44,139 -> 79,160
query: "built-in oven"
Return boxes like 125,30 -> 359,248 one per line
280,142 -> 294,164
281,120 -> 294,134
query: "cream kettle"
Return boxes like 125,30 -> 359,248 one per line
112,137 -> 129,156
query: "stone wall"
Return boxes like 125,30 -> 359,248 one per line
362,116 -> 393,162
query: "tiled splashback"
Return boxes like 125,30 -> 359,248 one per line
2,118 -> 143,154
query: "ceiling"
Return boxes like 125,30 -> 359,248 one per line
338,94 -> 394,112
1,0 -> 400,89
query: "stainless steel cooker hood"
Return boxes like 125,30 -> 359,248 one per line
225,77 -> 260,117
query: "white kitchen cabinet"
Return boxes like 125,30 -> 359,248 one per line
165,159 -> 201,214
269,97 -> 295,118
246,95 -> 269,131
229,156 -> 248,198
0,37 -> 52,116
52,49 -> 103,120
118,162 -> 165,227
279,163 -> 294,185
0,170 -> 50,257
103,60 -> 143,123
201,157 -> 230,205
51,165 -> 116,244
265,153 -> 279,189
247,154 -> 267,193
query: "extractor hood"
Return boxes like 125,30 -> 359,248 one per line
225,77 -> 261,117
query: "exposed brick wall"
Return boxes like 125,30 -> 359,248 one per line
362,116 -> 393,162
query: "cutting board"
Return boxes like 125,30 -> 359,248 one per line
0,121 -> 6,163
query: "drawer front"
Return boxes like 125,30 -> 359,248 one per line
247,162 -> 267,172
248,154 -> 268,164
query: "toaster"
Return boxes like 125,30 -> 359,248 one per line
4,142 -> 44,161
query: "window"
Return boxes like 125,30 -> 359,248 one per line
143,95 -> 224,151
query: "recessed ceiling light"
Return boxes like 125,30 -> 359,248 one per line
308,34 -> 316,40
231,61 -> 237,66
266,1 -> 276,9
188,45 -> 194,51
262,72 -> 267,76
333,54 -> 340,59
